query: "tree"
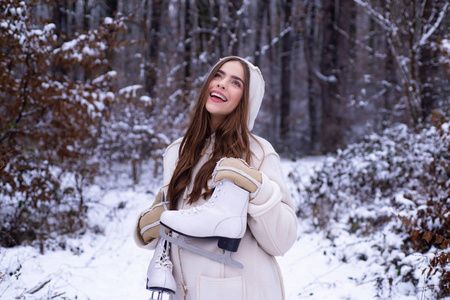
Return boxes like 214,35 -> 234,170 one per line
301,0 -> 323,153
320,0 -> 353,152
144,0 -> 163,97
419,1 -> 448,119
354,0 -> 450,124
0,0 -> 126,246
279,0 -> 293,143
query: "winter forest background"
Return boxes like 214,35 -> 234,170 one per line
1,0 -> 450,299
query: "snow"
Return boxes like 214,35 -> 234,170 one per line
313,69 -> 338,83
119,85 -> 143,97
417,2 -> 449,48
104,17 -> 113,25
92,71 -> 118,85
1,166 -> 157,299
140,96 -> 152,102
0,158 -> 443,299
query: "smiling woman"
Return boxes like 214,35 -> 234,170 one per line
206,60 -> 245,129
134,56 -> 298,300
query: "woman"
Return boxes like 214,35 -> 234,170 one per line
134,56 -> 298,300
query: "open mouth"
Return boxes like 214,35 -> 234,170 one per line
210,92 -> 227,102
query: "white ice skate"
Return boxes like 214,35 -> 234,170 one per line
159,179 -> 249,269
146,238 -> 177,299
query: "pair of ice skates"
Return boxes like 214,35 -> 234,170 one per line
146,179 -> 249,299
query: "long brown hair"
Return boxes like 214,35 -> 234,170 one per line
167,57 -> 253,209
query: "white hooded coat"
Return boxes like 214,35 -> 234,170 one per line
134,57 -> 298,300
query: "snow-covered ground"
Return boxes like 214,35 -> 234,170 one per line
0,157 -> 436,299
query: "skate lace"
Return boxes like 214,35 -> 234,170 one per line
179,188 -> 219,215
155,251 -> 173,270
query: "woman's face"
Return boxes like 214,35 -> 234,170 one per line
206,60 -> 245,129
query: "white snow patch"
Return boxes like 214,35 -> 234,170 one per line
0,157 -> 440,299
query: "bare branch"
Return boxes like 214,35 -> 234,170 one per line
312,68 -> 338,84
353,0 -> 394,32
333,23 -> 386,58
260,27 -> 292,56
415,2 -> 450,50
26,279 -> 52,295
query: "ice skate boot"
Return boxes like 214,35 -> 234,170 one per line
159,179 -> 249,268
146,238 -> 176,299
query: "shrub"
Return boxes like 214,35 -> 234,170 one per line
0,1 -> 125,248
295,111 -> 450,296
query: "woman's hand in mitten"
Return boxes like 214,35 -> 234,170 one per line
212,157 -> 262,199
138,189 -> 168,243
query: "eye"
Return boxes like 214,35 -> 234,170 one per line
232,80 -> 241,88
214,72 -> 222,79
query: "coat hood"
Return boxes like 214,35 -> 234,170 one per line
211,56 -> 265,131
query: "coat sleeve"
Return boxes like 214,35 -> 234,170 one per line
247,151 -> 298,256
133,138 -> 182,250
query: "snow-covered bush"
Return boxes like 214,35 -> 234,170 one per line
0,1 -> 126,248
295,112 -> 450,297
95,92 -> 172,184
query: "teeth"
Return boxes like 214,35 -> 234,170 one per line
211,92 -> 227,102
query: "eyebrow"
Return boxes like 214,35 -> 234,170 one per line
217,69 -> 245,85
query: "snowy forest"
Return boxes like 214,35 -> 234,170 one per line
1,0 -> 450,299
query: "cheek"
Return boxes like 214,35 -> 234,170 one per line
231,90 -> 243,105
227,97 -> 242,114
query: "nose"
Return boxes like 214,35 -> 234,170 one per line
216,79 -> 226,89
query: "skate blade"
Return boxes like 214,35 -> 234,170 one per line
159,226 -> 243,269
147,286 -> 175,295
149,289 -> 173,300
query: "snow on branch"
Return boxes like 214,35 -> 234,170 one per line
260,27 -> 292,56
313,68 -> 338,83
353,0 -> 394,32
119,85 -> 143,98
416,2 -> 450,49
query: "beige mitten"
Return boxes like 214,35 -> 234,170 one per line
138,189 -> 169,243
212,157 -> 262,198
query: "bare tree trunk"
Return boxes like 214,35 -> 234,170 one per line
196,0 -> 215,55
214,0 -> 224,56
106,0 -> 118,17
265,0 -> 274,63
53,1 -> 67,40
83,0 -> 90,30
320,0 -> 352,153
184,0 -> 192,100
279,0 -> 293,143
303,0 -> 321,153
419,1 -> 441,120
253,0 -> 266,66
227,0 -> 243,54
264,0 -> 278,142
320,0 -> 339,153
145,0 -> 162,97
52,1 -> 68,78
335,0 -> 353,132
383,42 -> 396,128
